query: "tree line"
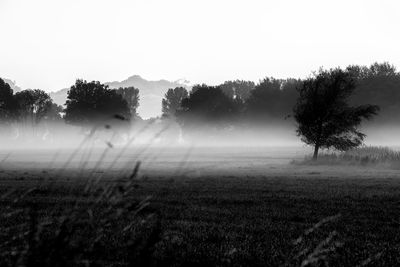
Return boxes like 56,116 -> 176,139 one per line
1,62 -> 398,157
165,62 -> 398,128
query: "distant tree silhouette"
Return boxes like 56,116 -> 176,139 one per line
116,86 -> 140,118
246,77 -> 282,118
64,80 -> 130,128
368,62 -> 397,77
245,78 -> 301,122
176,84 -> 241,134
219,80 -> 255,101
346,62 -> 400,125
15,89 -> 53,125
161,87 -> 188,118
0,78 -> 19,123
43,103 -> 63,122
293,68 -> 379,159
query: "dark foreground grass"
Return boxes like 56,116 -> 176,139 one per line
1,171 -> 400,266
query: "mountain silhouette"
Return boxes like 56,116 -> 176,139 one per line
106,75 -> 190,118
1,78 -> 22,92
49,75 -> 190,119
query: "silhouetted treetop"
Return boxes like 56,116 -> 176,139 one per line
162,87 -> 188,119
246,78 -> 282,116
219,80 -> 255,101
116,86 -> 140,118
0,78 -> 19,123
176,84 -> 242,130
15,89 -> 53,125
245,77 -> 301,121
64,80 -> 130,127
345,62 -> 400,124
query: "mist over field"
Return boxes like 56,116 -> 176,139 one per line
1,120 -> 400,183
1,117 -> 399,149
2,0 -> 400,264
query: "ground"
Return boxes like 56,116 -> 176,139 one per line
0,146 -> 400,266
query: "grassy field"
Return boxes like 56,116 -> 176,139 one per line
1,147 -> 400,266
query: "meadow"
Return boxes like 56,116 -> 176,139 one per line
1,146 -> 400,266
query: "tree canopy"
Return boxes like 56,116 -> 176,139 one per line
245,78 -> 300,121
161,87 -> 188,119
115,86 -> 140,118
219,80 -> 255,101
15,89 -> 53,125
64,80 -> 130,128
43,103 -> 63,122
0,78 -> 19,123
1,62 -> 399,145
176,84 -> 241,132
346,62 -> 400,125
293,68 -> 379,159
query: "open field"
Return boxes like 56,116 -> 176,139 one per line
1,147 -> 400,266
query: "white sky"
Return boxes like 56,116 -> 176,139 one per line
0,0 -> 399,92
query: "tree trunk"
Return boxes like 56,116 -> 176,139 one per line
313,144 -> 319,160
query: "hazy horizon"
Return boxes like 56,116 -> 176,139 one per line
1,0 -> 400,92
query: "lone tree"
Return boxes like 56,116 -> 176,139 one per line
161,87 -> 188,118
64,80 -> 130,128
293,68 -> 379,159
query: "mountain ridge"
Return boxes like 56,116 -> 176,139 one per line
1,78 -> 22,92
48,75 -> 191,119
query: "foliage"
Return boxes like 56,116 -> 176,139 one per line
2,61 -> 400,144
14,89 -> 53,125
0,79 -> 63,140
347,62 -> 400,125
161,87 -> 188,119
219,80 -> 255,101
64,80 -> 131,127
116,86 -> 140,118
246,78 -> 301,121
293,68 -> 379,159
176,84 -> 242,131
0,78 -> 19,123
42,102 -> 63,122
